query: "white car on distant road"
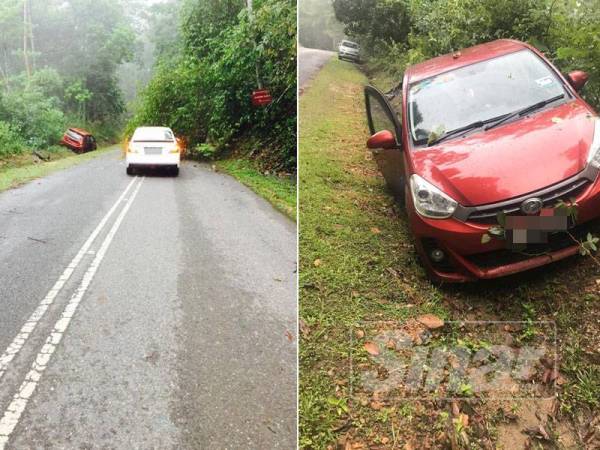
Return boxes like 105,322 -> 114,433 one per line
338,40 -> 360,63
126,126 -> 180,176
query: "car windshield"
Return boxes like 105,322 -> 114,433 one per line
133,128 -> 175,142
342,41 -> 358,49
408,49 -> 568,143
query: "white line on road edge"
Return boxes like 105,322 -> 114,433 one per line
0,177 -> 139,384
0,177 -> 145,448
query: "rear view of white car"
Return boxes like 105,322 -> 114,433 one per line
126,126 -> 180,176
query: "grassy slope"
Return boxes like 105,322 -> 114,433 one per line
216,158 -> 297,221
299,59 -> 599,449
0,146 -> 117,192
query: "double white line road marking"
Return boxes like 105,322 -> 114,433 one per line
0,176 -> 145,448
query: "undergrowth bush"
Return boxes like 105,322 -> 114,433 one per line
0,121 -> 26,158
190,143 -> 218,159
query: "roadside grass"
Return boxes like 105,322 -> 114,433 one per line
0,146 -> 117,193
299,58 -> 449,448
216,158 -> 297,221
299,59 -> 600,448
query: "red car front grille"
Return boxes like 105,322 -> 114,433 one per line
460,175 -> 592,224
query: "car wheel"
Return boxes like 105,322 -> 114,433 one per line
126,166 -> 134,176
172,166 -> 179,177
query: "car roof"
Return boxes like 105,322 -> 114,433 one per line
406,39 -> 529,84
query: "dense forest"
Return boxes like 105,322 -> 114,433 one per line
128,0 -> 297,172
333,0 -> 600,110
0,0 -> 146,157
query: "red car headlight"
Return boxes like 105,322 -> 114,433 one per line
586,118 -> 600,169
410,174 -> 458,219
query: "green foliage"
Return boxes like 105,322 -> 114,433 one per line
0,81 -> 66,150
191,143 -> 218,159
580,232 -> 599,256
0,121 -> 26,158
129,0 -> 296,172
326,396 -> 349,416
549,0 -> 600,108
65,80 -> 93,122
333,0 -> 412,53
336,0 -> 600,113
0,0 -> 136,156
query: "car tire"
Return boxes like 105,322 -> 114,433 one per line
172,166 -> 179,177
126,166 -> 134,176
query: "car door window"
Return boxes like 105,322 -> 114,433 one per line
365,86 -> 402,144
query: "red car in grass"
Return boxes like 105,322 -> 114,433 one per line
60,128 -> 97,153
364,39 -> 599,282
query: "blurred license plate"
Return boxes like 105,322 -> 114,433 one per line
144,147 -> 162,155
505,214 -> 568,245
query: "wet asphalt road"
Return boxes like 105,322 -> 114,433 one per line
0,147 -> 297,449
298,46 -> 335,91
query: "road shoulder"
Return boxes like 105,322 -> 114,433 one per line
0,146 -> 119,193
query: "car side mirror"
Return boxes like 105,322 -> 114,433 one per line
567,70 -> 589,92
367,130 -> 399,150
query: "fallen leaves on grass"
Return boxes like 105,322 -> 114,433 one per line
370,400 -> 384,410
417,314 -> 445,329
299,319 -> 310,337
313,258 -> 322,267
451,401 -> 460,417
364,341 -> 380,356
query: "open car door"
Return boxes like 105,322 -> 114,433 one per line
364,85 -> 405,199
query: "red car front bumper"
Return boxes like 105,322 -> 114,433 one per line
408,169 -> 600,282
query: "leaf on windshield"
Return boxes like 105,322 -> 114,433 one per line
427,125 -> 446,145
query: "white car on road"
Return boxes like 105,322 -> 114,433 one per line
338,40 -> 360,63
126,127 -> 180,176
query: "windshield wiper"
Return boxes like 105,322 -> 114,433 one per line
484,94 -> 565,132
428,116 -> 504,146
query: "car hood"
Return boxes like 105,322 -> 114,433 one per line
411,100 -> 597,206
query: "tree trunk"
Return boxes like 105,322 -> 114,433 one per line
29,0 -> 35,71
23,0 -> 31,78
0,45 -> 9,91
